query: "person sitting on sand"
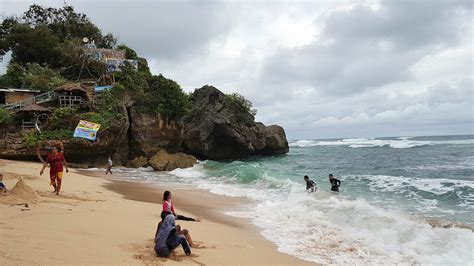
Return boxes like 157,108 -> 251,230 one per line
105,157 -> 113,175
155,213 -> 191,258
162,190 -> 201,222
155,217 -> 200,248
304,175 -> 316,192
328,174 -> 341,192
0,173 -> 7,192
40,146 -> 69,195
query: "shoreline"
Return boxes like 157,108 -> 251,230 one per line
0,159 -> 316,265
79,169 -> 251,228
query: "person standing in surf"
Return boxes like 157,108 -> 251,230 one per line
304,175 -> 317,192
328,174 -> 341,192
40,146 -> 69,195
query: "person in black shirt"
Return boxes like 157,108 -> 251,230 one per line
304,175 -> 316,192
328,174 -> 341,192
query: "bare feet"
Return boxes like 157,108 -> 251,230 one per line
195,217 -> 202,222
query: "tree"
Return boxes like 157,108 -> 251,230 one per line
0,4 -> 117,68
117,44 -> 138,60
0,63 -> 26,88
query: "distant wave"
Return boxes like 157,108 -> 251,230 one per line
349,174 -> 474,196
289,138 -> 474,148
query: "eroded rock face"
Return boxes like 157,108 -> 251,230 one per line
182,85 -> 289,160
129,107 -> 183,158
148,149 -> 196,171
127,156 -> 149,168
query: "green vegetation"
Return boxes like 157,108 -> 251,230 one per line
0,3 -> 257,146
81,90 -> 123,129
47,107 -> 78,130
224,93 -> 257,116
137,74 -> 192,122
0,108 -> 12,125
0,63 -> 65,91
23,129 -> 73,147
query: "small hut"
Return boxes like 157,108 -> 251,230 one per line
55,83 -> 93,108
16,104 -> 50,131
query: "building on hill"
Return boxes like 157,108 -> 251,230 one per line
87,47 -> 138,72
55,83 -> 93,108
0,87 -> 40,106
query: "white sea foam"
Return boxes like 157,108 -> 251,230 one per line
224,185 -> 474,265
289,138 -> 474,149
104,162 -> 474,264
166,165 -> 474,264
351,175 -> 474,195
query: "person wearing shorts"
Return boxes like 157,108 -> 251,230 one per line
40,146 -> 69,195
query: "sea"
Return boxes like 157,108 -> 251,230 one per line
91,135 -> 474,265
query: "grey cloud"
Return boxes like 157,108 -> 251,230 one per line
71,1 -> 233,60
260,0 -> 471,98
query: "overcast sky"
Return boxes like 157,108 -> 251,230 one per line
1,0 -> 472,139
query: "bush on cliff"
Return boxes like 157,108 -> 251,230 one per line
0,108 -> 12,125
137,74 -> 192,122
224,93 -> 257,117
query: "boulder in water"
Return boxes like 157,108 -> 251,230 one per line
149,149 -> 197,171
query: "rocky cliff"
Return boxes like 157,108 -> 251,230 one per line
0,86 -> 289,168
182,85 -> 289,160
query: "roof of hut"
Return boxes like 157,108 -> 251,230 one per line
16,104 -> 50,113
55,82 -> 93,101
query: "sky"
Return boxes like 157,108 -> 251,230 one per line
1,0 -> 473,139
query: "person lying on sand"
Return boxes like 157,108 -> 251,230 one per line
154,213 -> 191,259
0,173 -> 7,192
304,175 -> 316,192
162,190 -> 201,222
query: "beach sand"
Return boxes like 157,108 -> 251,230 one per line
0,159 -> 315,265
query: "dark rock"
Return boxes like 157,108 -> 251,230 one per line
127,156 -> 149,168
149,149 -> 196,171
182,85 -> 289,160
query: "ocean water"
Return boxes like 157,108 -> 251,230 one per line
100,135 -> 474,265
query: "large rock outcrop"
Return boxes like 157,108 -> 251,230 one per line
149,149 -> 197,171
183,85 -> 289,160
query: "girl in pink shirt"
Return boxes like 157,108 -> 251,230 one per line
161,191 -> 201,222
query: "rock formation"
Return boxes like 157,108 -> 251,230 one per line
0,86 -> 289,167
148,149 -> 196,171
182,85 -> 289,160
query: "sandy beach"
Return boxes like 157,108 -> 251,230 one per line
0,159 -> 315,265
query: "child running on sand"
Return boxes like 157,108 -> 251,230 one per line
0,173 -> 6,192
162,190 -> 201,222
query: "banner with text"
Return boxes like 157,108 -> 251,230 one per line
73,120 -> 101,141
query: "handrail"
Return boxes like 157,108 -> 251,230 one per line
4,91 -> 58,110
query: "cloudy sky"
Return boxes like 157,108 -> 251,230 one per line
1,0 -> 472,139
